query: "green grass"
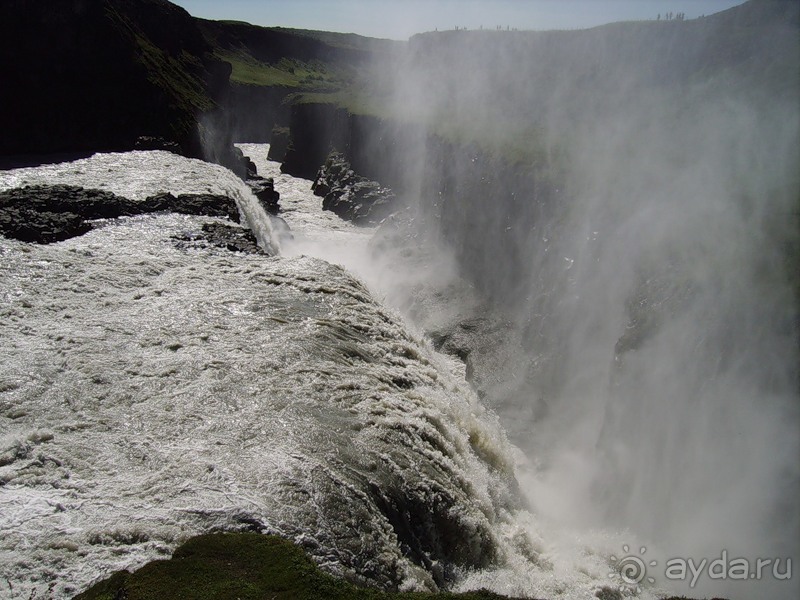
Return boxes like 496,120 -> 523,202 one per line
133,35 -> 214,113
74,533 -> 527,600
216,49 -> 356,90
216,49 -> 303,86
104,2 -> 214,114
212,22 -> 402,52
290,89 -> 387,117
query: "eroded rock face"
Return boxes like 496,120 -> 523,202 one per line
0,185 -> 241,244
267,127 -> 291,163
312,151 -> 395,225
280,103 -> 345,179
247,177 -> 281,215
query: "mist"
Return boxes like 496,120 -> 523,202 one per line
362,2 -> 800,598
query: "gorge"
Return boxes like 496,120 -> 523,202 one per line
1,1 -> 798,599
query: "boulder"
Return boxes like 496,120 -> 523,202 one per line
312,151 -> 395,225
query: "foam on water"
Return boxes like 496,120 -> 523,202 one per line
238,144 -> 374,273
0,150 -> 279,254
239,144 -> 481,332
0,150 -> 663,599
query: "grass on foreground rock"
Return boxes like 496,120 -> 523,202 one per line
73,533 -> 528,600
73,532 -> 725,600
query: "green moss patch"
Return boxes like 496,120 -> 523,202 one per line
74,533 -> 528,600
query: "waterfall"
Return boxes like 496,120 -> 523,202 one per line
224,184 -> 280,255
1,140 -> 796,599
0,150 -> 280,255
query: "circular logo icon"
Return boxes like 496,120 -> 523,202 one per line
609,544 -> 657,590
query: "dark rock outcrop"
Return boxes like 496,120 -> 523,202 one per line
221,146 -> 258,180
173,222 -> 263,254
247,177 -> 281,214
267,127 -> 291,162
224,84 -> 292,144
0,185 -> 242,245
140,192 -> 241,222
281,103 -> 348,179
0,207 -> 92,245
312,151 -> 395,224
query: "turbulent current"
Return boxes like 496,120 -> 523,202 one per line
0,148 -> 650,599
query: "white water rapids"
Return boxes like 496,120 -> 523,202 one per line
1,147 -> 673,598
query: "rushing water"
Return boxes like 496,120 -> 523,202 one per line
0,151 -> 280,255
0,149 -> 661,599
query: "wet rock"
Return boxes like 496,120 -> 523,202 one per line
267,127 -> 290,162
1,185 -> 128,220
0,185 -> 241,244
173,222 -> 263,254
234,146 -> 258,180
141,192 -> 240,222
0,185 -> 121,243
0,207 -> 91,244
217,146 -> 257,180
246,159 -> 258,179
247,176 -> 280,215
312,151 -> 395,225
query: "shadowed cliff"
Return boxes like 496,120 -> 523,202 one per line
0,0 -> 231,160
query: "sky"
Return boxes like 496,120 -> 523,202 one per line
171,0 -> 748,40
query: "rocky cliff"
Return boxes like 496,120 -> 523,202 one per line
279,100 -> 558,304
196,18 -> 400,144
0,0 -> 233,163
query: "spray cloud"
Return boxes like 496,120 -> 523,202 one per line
362,2 -> 800,598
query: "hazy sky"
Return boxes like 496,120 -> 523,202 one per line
172,0 -> 747,40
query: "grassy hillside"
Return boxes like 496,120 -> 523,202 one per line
198,19 -> 399,91
215,51 -> 350,88
194,18 -> 398,140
